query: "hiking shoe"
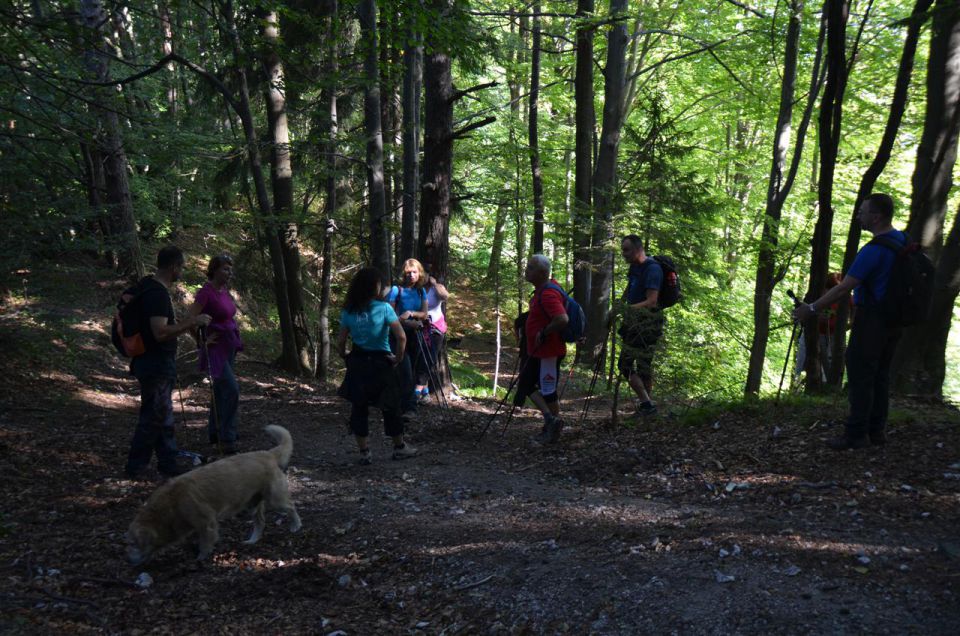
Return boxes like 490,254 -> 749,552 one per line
357,449 -> 373,465
636,402 -> 658,418
546,417 -> 564,444
533,420 -> 552,444
391,443 -> 418,460
869,430 -> 886,446
826,435 -> 869,450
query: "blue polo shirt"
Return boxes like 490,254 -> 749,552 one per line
625,260 -> 663,304
848,229 -> 908,306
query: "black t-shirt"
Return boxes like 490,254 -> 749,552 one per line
137,277 -> 177,357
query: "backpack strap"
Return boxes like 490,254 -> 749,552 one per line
869,234 -> 907,253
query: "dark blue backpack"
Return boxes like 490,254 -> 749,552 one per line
539,283 -> 586,343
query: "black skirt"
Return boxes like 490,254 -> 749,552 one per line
337,348 -> 401,412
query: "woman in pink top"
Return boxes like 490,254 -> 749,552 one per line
188,255 -> 243,454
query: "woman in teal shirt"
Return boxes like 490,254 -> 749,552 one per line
337,267 -> 418,464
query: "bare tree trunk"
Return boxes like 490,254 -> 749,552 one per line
573,0 -> 595,315
358,0 -> 391,283
830,0 -> 935,387
79,0 -> 142,277
803,0 -> 849,393
585,0 -> 629,362
529,3 -> 545,253
905,0 -> 960,259
745,0 -> 821,395
317,1 -> 339,382
419,45 -> 453,282
487,187 -> 510,281
224,0 -> 299,373
400,11 -> 422,263
262,11 -> 312,375
895,0 -> 960,394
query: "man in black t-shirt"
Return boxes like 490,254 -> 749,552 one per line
125,246 -> 211,479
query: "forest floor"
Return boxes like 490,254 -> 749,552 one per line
2,259 -> 960,635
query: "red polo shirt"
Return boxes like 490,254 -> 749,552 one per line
525,279 -> 567,358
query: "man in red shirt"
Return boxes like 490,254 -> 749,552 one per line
515,255 -> 569,443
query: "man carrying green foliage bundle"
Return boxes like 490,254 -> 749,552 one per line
794,193 -> 929,450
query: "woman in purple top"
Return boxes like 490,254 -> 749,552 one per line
188,255 -> 243,454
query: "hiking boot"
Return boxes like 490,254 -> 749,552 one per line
636,402 -> 658,418
534,419 -> 552,444
826,435 -> 869,450
357,449 -> 373,465
546,417 -> 564,444
391,443 -> 418,460
869,430 -> 886,446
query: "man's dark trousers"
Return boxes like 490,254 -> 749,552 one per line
845,307 -> 901,440
126,355 -> 179,475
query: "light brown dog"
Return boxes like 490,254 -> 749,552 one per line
126,425 -> 302,565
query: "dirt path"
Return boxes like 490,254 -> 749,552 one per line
2,264 -> 959,634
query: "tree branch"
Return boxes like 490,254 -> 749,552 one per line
451,116 -> 496,140
721,0 -> 767,19
450,81 -> 498,103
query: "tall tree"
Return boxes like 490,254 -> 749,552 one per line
358,0 -> 391,282
802,0 -> 850,393
262,10 -> 312,374
79,0 -> 143,277
529,3 -> 545,253
745,0 -> 823,395
585,0 -> 629,361
572,0 -> 595,314
400,6 -> 422,263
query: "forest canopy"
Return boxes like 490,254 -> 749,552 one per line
2,0 -> 959,401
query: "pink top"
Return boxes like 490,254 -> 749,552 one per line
195,282 -> 243,378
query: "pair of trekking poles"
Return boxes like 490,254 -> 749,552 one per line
475,318 -> 614,443
411,326 -> 449,411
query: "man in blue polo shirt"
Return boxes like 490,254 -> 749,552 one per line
793,193 -> 906,450
619,235 -> 665,417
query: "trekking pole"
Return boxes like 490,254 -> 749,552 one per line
199,327 -> 224,456
423,329 -> 450,410
777,291 -> 802,403
578,317 -> 613,427
476,350 -> 531,444
416,328 -> 448,410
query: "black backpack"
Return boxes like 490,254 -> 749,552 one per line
630,256 -> 682,309
868,234 -> 935,328
110,279 -> 148,357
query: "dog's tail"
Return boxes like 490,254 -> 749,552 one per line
265,425 -> 293,469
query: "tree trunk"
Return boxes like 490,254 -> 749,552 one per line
529,3 -> 545,253
224,0 -> 299,373
358,0 -> 391,283
79,0 -> 143,277
317,1 -> 339,382
585,0 -> 629,362
419,47 -> 453,283
830,0 -> 935,387
401,14 -> 422,263
487,186 -> 511,281
745,0 -> 806,396
906,0 -> 960,258
895,0 -> 960,394
262,11 -> 312,375
573,0 -> 595,316
803,0 -> 849,393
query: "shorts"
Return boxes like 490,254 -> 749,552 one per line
514,355 -> 564,406
618,310 -> 664,382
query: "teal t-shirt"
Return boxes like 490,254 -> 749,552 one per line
340,301 -> 398,353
